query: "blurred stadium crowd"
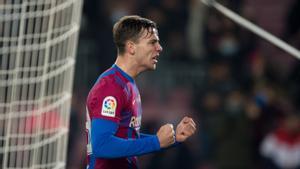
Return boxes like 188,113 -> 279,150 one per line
67,0 -> 300,169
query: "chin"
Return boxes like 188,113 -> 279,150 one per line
142,64 -> 157,72
145,67 -> 156,71
150,64 -> 157,70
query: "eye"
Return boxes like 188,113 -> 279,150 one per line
149,40 -> 159,45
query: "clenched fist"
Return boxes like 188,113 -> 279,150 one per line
175,116 -> 196,142
156,123 -> 176,148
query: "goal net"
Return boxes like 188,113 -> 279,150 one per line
0,0 -> 82,168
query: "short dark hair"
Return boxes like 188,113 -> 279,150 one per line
113,15 -> 157,55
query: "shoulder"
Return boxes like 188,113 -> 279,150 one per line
86,73 -> 128,121
87,69 -> 132,103
93,73 -> 126,93
88,77 -> 123,102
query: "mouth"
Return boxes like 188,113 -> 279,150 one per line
152,55 -> 158,64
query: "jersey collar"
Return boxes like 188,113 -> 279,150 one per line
112,64 -> 135,83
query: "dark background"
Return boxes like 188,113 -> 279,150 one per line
67,0 -> 300,169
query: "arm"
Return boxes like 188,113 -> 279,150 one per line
175,116 -> 197,142
91,119 -> 161,158
140,116 -> 197,149
139,133 -> 179,149
139,133 -> 155,138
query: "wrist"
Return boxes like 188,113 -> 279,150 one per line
155,135 -> 162,149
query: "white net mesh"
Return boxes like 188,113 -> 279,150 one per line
0,0 -> 82,168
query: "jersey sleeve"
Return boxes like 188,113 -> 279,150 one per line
91,119 -> 161,158
139,133 -> 155,138
86,78 -> 126,123
140,132 -> 180,149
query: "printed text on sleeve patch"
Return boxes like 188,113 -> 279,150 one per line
101,96 -> 117,117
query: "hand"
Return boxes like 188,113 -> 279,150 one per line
176,116 -> 196,142
156,123 -> 176,148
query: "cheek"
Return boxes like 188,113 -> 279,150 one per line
139,49 -> 151,58
146,48 -> 154,56
136,46 -> 153,62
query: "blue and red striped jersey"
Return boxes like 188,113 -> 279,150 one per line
85,64 -> 160,169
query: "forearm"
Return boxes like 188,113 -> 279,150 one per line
140,132 -> 179,149
139,133 -> 155,138
91,119 -> 161,158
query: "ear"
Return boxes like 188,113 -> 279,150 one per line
125,41 -> 136,55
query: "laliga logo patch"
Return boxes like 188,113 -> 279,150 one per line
101,96 -> 117,117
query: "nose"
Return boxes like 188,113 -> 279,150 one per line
156,43 -> 163,53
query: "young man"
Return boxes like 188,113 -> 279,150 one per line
86,15 -> 196,169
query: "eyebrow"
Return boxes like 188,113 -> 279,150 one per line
149,38 -> 159,43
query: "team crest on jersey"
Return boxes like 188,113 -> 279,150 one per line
101,96 -> 117,117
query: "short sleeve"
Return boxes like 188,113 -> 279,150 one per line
86,78 -> 126,123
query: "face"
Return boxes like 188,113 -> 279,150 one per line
133,28 -> 163,71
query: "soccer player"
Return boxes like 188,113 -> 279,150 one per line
85,15 -> 196,169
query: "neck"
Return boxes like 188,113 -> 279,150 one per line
115,54 -> 140,78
